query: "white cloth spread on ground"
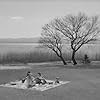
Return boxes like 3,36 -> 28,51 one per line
0,80 -> 70,91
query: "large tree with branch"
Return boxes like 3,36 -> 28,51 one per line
50,13 -> 100,65
39,23 -> 67,65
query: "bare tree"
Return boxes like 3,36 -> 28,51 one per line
51,13 -> 100,65
39,23 -> 67,65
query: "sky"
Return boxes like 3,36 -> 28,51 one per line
0,0 -> 100,38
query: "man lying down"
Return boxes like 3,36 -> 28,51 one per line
19,71 -> 60,88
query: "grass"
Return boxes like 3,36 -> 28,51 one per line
0,62 -> 100,100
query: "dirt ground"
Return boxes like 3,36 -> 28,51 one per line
0,63 -> 100,100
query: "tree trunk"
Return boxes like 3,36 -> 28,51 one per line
60,56 -> 67,65
54,50 -> 67,65
72,50 -> 77,65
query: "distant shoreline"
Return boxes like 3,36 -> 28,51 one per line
0,37 -> 40,43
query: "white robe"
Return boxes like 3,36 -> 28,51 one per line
21,76 -> 35,88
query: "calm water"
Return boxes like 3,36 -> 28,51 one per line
0,43 -> 39,54
0,43 -> 100,55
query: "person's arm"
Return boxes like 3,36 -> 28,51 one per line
22,76 -> 27,83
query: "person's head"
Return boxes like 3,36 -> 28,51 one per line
38,72 -> 41,76
56,77 -> 60,80
27,71 -> 31,76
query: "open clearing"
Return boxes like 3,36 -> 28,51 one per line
0,63 -> 100,100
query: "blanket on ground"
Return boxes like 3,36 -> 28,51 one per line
0,80 -> 70,91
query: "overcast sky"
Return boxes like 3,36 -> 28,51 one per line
0,0 -> 100,38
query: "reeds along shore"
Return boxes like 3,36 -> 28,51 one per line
0,50 -> 100,64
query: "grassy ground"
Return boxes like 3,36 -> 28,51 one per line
0,63 -> 100,100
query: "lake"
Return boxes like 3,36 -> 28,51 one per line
0,43 -> 39,54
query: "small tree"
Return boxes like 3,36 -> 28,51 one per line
39,23 -> 67,65
84,54 -> 90,64
52,13 -> 100,65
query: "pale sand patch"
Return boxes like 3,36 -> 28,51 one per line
0,80 -> 70,91
0,66 -> 31,70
